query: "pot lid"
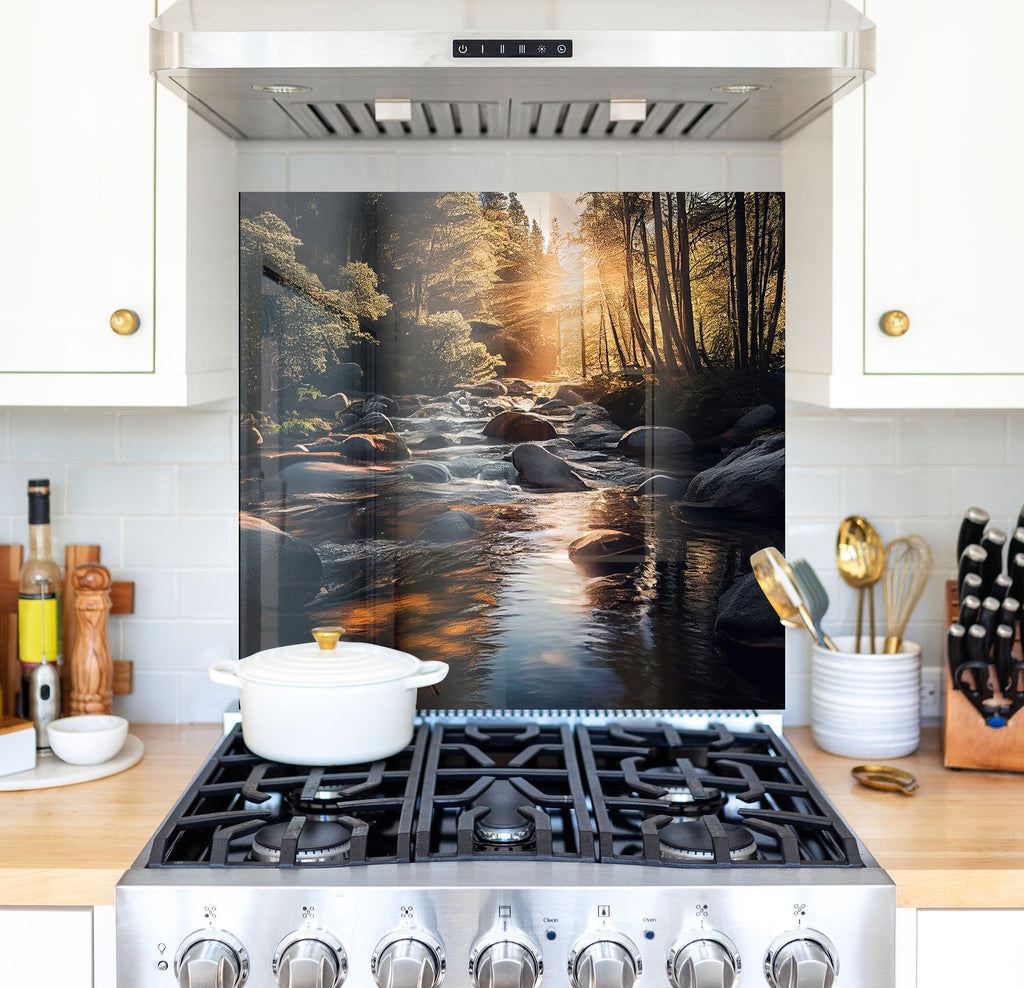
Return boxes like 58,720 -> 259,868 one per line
238,627 -> 424,687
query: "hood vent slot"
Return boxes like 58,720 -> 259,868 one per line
513,99 -> 733,139
283,100 -> 505,139
279,98 -> 735,140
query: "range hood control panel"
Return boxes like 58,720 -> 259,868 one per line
452,40 -> 573,58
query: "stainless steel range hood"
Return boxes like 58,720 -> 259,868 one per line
151,0 -> 874,142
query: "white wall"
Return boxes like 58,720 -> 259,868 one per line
4,142 -> 1019,723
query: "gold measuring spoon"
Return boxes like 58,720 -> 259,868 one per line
851,764 -> 919,795
836,516 -> 886,653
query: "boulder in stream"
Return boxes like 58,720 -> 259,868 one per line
681,433 -> 784,520
714,571 -> 783,649
483,411 -> 557,442
510,443 -> 588,491
417,510 -> 477,543
568,529 -> 645,576
338,432 -> 411,463
616,425 -> 694,458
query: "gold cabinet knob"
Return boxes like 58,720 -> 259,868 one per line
880,310 -> 910,337
311,626 -> 345,650
109,309 -> 140,336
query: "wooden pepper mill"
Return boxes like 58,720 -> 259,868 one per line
69,563 -> 113,715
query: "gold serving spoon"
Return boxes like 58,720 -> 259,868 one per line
750,547 -> 839,651
836,516 -> 886,653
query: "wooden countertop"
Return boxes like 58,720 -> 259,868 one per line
1,725 -> 1020,909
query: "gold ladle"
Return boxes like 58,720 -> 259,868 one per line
836,516 -> 886,653
750,547 -> 839,651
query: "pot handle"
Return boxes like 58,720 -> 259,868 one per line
404,660 -> 449,691
209,660 -> 243,689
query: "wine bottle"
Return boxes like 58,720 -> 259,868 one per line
18,479 -> 62,720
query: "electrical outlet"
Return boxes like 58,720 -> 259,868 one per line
920,667 -> 942,720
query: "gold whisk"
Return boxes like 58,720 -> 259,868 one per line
882,535 -> 933,654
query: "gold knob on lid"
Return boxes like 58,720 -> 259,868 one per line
311,626 -> 345,650
880,310 -> 910,337
110,308 -> 140,336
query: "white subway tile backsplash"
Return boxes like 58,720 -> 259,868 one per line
117,568 -> 180,619
123,618 -> 237,671
181,465 -> 238,515
898,413 -> 1006,465
950,467 -> 1024,522
123,517 -> 236,568
507,152 -> 617,191
787,415 -> 893,466
288,152 -> 399,191
784,521 -> 840,570
120,412 -> 230,463
785,468 -> 840,517
179,569 -> 239,619
618,153 -> 728,191
10,412 -> 117,463
1008,416 -> 1024,464
843,468 -> 951,518
69,465 -> 176,515
47,516 -> 124,567
397,153 -> 509,190
113,670 -> 181,724
179,671 -> 240,724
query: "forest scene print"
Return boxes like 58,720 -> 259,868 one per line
240,190 -> 786,711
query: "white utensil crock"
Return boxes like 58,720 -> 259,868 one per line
209,633 -> 448,765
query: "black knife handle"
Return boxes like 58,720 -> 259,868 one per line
960,572 -> 984,603
977,596 -> 1002,648
994,624 -> 1016,695
947,623 -> 967,690
957,593 -> 982,628
957,507 -> 990,562
1011,552 -> 1024,605
1009,527 -> 1024,568
998,596 -> 1020,632
958,544 -> 988,599
1017,504 -> 1024,535
965,624 -> 993,697
990,574 -> 1014,604
980,529 -> 1008,587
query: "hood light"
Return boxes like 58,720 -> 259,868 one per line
713,84 -> 771,95
252,84 -> 311,94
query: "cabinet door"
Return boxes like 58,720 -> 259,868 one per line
0,907 -> 94,987
0,0 -> 154,374
916,910 -> 1020,985
863,0 -> 1024,376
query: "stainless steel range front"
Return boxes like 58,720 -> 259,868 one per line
116,717 -> 894,987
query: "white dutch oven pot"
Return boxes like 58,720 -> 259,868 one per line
209,626 -> 448,765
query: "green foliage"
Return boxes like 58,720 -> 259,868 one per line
669,368 -> 784,438
267,416 -> 332,441
240,212 -> 390,392
398,310 -> 503,392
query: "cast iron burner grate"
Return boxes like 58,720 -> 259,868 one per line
142,720 -> 863,869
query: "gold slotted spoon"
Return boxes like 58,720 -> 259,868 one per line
836,516 -> 885,653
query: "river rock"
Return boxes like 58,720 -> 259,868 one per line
714,571 -> 783,649
535,400 -> 576,416
682,433 -> 784,520
617,426 -> 694,458
397,461 -> 452,483
460,380 -> 507,397
568,529 -> 645,576
511,443 -> 588,491
502,379 -> 535,397
240,516 -> 322,605
410,432 -> 455,450
483,411 -> 557,442
276,459 -> 374,493
347,411 -> 395,434
338,432 -> 411,463
477,462 -> 520,483
363,395 -> 400,416
723,403 -> 777,437
634,474 -> 689,499
417,510 -> 477,543
553,386 -> 586,406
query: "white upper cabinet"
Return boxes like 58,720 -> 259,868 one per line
785,0 -> 1024,408
0,0 -> 236,407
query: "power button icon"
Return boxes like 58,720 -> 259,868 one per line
458,44 -> 468,54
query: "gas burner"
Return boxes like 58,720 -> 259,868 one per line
285,785 -> 353,820
471,780 -> 536,845
250,820 -> 352,864
657,821 -> 757,863
655,785 -> 727,818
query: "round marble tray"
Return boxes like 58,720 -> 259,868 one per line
0,733 -> 144,791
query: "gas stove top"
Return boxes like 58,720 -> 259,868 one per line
142,720 -> 863,871
117,717 -> 895,988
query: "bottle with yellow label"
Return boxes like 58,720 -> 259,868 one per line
18,479 -> 62,716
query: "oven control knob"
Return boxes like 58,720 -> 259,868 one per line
274,932 -> 347,988
470,935 -> 543,988
372,932 -> 445,988
668,932 -> 740,988
175,930 -> 249,988
568,934 -> 641,988
764,931 -> 838,988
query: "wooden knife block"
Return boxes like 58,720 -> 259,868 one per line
943,580 -> 1024,771
0,544 -> 134,718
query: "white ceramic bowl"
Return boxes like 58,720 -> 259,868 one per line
46,715 -> 128,765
